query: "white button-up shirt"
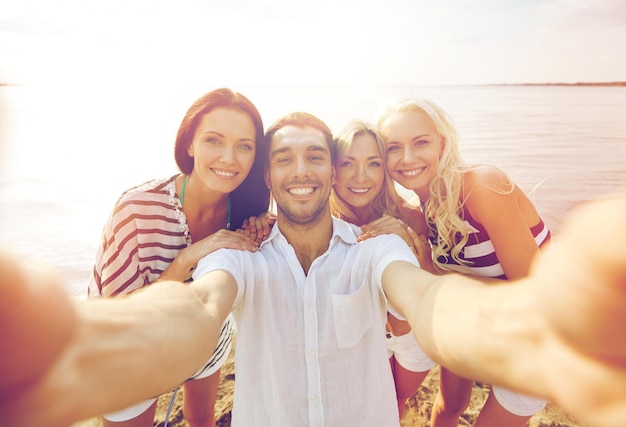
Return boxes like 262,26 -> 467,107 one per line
194,217 -> 418,427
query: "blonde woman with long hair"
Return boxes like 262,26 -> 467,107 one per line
375,98 -> 551,427
330,119 -> 435,420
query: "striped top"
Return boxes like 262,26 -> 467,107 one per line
88,174 -> 235,380
88,175 -> 193,297
428,206 -> 551,279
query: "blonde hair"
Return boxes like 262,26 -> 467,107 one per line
330,119 -> 407,225
375,97 -> 511,268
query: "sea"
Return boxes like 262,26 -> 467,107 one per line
1,83 -> 625,297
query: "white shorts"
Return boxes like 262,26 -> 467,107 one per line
386,330 -> 437,373
103,314 -> 235,422
493,386 -> 547,416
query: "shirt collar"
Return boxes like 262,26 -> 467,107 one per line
330,216 -> 360,245
260,215 -> 360,248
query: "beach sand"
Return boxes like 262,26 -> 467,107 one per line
72,333 -> 583,427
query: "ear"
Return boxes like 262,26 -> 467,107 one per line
331,165 -> 336,186
187,144 -> 194,158
439,136 -> 446,157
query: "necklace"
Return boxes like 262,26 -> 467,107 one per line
179,175 -> 231,230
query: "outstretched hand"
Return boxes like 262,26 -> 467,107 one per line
528,193 -> 626,427
0,253 -> 76,394
0,253 -> 78,427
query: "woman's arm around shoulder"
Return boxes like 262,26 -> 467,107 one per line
237,212 -> 277,244
159,230 -> 260,282
398,203 -> 436,273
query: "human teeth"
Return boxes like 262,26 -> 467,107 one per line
401,168 -> 422,177
289,187 -> 313,196
214,169 -> 236,178
349,188 -> 369,194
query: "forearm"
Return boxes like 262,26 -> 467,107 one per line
79,281 -> 222,400
158,247 -> 196,281
407,273 -> 548,398
3,280 -> 223,427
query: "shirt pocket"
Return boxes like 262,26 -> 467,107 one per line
332,283 -> 374,349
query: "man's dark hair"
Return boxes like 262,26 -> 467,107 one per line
263,112 -> 336,163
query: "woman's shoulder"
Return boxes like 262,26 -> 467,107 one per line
461,165 -> 527,223
461,164 -> 513,197
117,175 -> 178,204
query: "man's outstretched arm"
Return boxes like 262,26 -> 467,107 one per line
0,255 -> 237,427
384,193 -> 626,427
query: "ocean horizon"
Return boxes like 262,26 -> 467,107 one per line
1,83 -> 625,296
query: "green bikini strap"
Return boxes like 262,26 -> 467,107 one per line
226,195 -> 231,230
180,175 -> 188,205
180,175 -> 231,230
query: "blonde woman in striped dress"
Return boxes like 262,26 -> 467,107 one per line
376,97 -> 551,427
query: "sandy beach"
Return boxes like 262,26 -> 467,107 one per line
72,333 -> 583,427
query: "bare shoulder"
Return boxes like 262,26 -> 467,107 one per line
462,165 -> 513,195
461,165 -> 523,221
462,165 -> 546,230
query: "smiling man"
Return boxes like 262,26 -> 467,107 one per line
191,112 -> 416,425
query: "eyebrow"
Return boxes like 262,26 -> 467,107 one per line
269,146 -> 290,159
385,134 -> 431,144
201,130 -> 224,137
201,130 -> 255,143
343,154 -> 382,160
270,144 -> 328,159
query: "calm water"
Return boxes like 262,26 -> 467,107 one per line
1,84 -> 625,296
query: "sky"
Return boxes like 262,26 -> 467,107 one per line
1,0 -> 625,288
0,0 -> 625,87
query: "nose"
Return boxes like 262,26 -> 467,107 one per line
219,144 -> 235,164
293,157 -> 310,178
402,147 -> 415,164
354,164 -> 367,182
